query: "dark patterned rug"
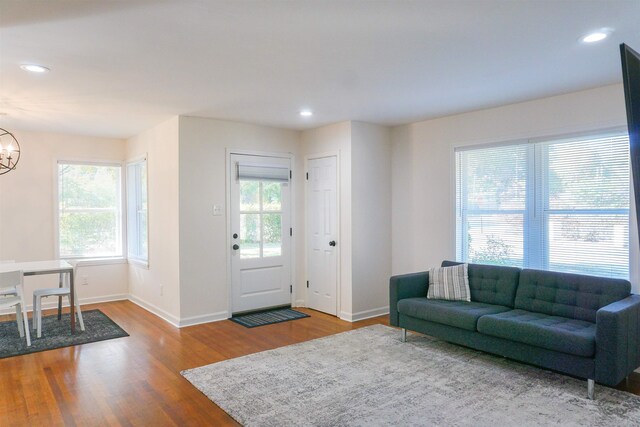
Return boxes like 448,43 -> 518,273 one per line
231,308 -> 310,328
0,309 -> 128,359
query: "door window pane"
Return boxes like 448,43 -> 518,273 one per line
240,213 -> 261,259
263,213 -> 282,257
238,179 -> 284,259
240,181 -> 260,211
262,182 -> 282,211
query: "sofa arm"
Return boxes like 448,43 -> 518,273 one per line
595,295 -> 640,386
389,271 -> 428,327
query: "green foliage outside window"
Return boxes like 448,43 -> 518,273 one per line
58,163 -> 121,257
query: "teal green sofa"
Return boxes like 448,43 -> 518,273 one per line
389,261 -> 640,399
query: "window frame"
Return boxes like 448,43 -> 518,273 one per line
453,128 -> 632,279
55,159 -> 126,263
126,156 -> 149,267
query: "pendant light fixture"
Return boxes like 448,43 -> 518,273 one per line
0,128 -> 21,175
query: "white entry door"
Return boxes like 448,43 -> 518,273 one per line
307,156 -> 338,315
230,154 -> 291,314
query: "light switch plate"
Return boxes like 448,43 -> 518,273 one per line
213,205 -> 224,216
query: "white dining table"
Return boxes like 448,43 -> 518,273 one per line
0,260 -> 77,334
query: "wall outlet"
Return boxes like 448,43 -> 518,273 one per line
159,283 -> 164,296
81,275 -> 89,285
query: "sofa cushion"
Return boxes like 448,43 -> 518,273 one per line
477,309 -> 596,357
427,264 -> 470,302
442,261 -> 520,308
515,269 -> 631,323
397,298 -> 511,331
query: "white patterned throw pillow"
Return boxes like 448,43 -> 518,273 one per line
427,264 -> 471,302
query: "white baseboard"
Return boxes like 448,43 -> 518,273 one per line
293,299 -> 306,307
127,294 -> 181,327
127,295 -> 230,328
339,306 -> 389,322
178,310 -> 229,328
0,293 -> 128,316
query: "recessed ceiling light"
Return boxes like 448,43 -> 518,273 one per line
581,29 -> 612,44
300,110 -> 313,117
20,64 -> 50,73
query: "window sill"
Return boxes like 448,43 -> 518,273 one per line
66,257 -> 128,267
128,258 -> 149,269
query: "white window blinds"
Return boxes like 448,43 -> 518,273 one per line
456,132 -> 630,279
237,163 -> 289,182
456,143 -> 528,267
541,135 -> 630,278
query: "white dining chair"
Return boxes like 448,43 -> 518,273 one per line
0,270 -> 31,347
32,260 -> 85,338
0,260 -> 18,298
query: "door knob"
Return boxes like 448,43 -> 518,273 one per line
233,233 -> 238,239
329,240 -> 336,247
233,244 -> 240,250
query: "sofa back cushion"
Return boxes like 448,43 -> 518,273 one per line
515,269 -> 631,323
441,261 -> 520,307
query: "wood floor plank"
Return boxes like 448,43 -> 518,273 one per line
0,300 -> 638,425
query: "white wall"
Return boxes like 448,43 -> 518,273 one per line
391,83 -> 639,292
177,116 -> 302,324
126,117 -> 181,324
350,121 -> 391,318
300,121 -> 392,320
0,130 -> 129,311
301,122 -> 354,315
6,82 -> 631,324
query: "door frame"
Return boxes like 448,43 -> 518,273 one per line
304,151 -> 341,316
225,148 -> 296,317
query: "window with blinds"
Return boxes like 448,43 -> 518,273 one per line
456,132 -> 630,279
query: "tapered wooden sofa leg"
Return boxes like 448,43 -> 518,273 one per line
401,328 -> 407,343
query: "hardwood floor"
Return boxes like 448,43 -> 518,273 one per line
0,301 -> 387,426
1,300 -> 638,426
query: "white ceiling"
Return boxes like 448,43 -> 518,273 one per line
1,0 -> 639,139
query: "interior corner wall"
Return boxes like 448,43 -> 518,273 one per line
177,116 -> 301,325
390,83 -> 639,292
126,117 -> 181,324
0,130 -> 129,312
300,122 -> 354,317
350,122 -> 391,318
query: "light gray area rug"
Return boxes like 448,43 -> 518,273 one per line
182,324 -> 640,426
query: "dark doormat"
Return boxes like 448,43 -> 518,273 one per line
231,308 -> 310,328
0,309 -> 129,359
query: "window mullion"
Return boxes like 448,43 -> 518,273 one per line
525,143 -> 544,269
259,181 -> 264,258
459,152 -> 468,262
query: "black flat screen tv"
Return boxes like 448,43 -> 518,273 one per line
621,43 -> 640,244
